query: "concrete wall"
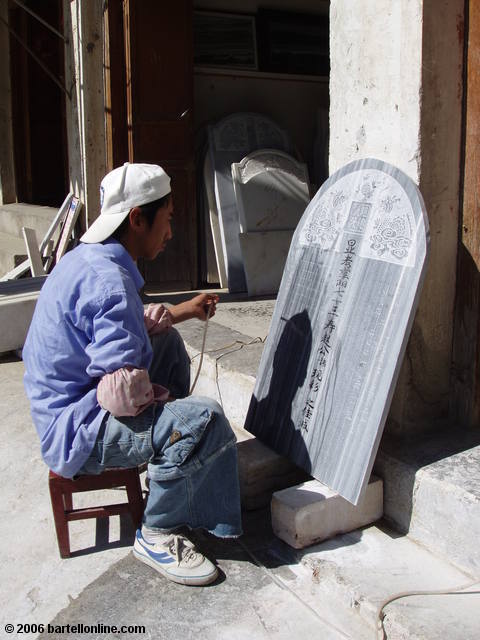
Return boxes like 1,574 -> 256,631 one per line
63,0 -> 106,228
0,0 -> 16,204
329,0 -> 464,434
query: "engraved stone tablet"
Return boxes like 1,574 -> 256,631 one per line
245,158 -> 429,504
239,229 -> 294,296
208,113 -> 291,292
232,150 -> 310,232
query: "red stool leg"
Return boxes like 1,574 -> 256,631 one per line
63,491 -> 73,511
48,478 -> 71,558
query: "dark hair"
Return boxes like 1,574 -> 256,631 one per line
110,193 -> 171,240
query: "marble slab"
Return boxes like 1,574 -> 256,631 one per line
0,276 -> 46,353
239,230 -> 294,296
203,153 -> 225,286
232,150 -> 310,233
245,158 -> 429,505
208,113 -> 291,292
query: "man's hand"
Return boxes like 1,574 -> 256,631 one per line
169,293 -> 219,324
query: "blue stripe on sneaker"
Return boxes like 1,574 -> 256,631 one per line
136,531 -> 175,564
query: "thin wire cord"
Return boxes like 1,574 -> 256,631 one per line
189,303 -> 213,395
376,579 -> 480,639
190,336 -> 265,408
237,538 -> 351,639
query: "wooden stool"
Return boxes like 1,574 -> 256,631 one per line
48,467 -> 144,558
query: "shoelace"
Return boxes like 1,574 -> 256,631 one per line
166,534 -> 200,566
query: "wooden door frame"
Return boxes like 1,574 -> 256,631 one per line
104,0 -> 129,171
451,0 -> 480,428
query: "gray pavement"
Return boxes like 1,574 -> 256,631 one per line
1,295 -> 479,640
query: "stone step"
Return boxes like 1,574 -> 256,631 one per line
295,522 -> 479,640
0,203 -> 58,239
375,429 -> 480,575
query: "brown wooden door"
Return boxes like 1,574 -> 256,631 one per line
122,0 -> 197,290
451,0 -> 480,428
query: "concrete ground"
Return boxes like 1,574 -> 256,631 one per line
1,292 -> 479,640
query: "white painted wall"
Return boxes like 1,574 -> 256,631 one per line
330,1 -> 423,180
330,0 -> 464,433
0,0 -> 16,204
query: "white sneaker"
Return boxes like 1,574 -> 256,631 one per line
133,529 -> 218,586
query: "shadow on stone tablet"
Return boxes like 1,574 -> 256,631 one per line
246,309 -> 312,471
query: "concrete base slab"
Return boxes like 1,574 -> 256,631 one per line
375,429 -> 480,574
299,523 -> 479,640
272,476 -> 383,549
0,277 -> 46,353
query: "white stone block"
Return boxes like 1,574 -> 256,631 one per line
272,476 -> 383,549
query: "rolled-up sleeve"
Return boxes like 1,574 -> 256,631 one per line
85,292 -> 152,378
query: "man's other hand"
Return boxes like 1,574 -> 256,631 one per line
169,293 -> 219,324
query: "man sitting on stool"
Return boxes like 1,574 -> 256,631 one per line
23,163 -> 242,586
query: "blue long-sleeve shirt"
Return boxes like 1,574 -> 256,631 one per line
23,239 -> 152,478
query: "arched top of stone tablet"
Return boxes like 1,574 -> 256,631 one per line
233,149 -> 309,186
232,149 -> 310,233
298,158 -> 429,268
211,112 -> 290,154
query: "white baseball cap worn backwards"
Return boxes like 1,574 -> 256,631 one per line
80,162 -> 171,244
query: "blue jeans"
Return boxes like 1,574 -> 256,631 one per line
79,329 -> 243,538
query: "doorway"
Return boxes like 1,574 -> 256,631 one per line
9,0 -> 68,207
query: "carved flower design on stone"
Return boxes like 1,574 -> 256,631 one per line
381,195 -> 401,213
355,174 -> 378,201
370,213 -> 412,260
304,203 -> 337,246
332,190 -> 346,209
218,122 -> 248,150
256,121 -> 283,149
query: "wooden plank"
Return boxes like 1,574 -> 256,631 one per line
53,196 -> 82,264
0,193 -> 73,281
104,0 -> 128,171
22,227 -> 45,277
